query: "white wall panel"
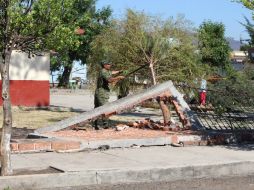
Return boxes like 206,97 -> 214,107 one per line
0,51 -> 50,81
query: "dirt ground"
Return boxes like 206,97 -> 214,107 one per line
0,104 -> 166,140
46,128 -> 169,140
0,106 -> 79,130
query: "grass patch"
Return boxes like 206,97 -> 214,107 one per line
0,107 -> 79,130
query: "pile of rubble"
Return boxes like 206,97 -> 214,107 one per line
115,117 -> 189,132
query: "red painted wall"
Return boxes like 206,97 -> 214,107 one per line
0,80 -> 50,106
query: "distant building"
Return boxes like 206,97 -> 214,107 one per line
230,51 -> 248,70
0,51 -> 50,106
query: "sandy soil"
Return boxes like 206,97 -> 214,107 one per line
45,128 -> 169,140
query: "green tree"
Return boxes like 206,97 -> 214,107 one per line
208,70 -> 254,113
52,0 -> 112,87
198,21 -> 231,72
236,0 -> 254,9
89,10 -> 202,83
0,0 -> 80,176
89,10 -> 203,124
241,17 -> 254,45
198,4 -> 254,111
239,16 -> 254,63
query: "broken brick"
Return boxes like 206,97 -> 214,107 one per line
51,141 -> 67,150
10,143 -> 18,151
171,135 -> 179,144
35,81 -> 191,134
18,143 -> 35,151
65,142 -> 81,150
34,142 -> 51,151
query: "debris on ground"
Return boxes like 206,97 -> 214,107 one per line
115,124 -> 129,131
128,118 -> 182,132
45,128 -> 169,140
98,145 -> 110,151
35,81 -> 192,134
130,144 -> 141,148
171,142 -> 184,147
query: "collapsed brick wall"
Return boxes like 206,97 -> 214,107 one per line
35,81 -> 197,134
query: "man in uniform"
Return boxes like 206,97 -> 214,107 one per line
94,60 -> 124,129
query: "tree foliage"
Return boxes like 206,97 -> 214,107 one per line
196,8 -> 254,112
236,0 -> 254,10
88,9 -> 203,88
1,0 -> 82,55
51,0 -> 112,87
208,70 -> 254,113
198,21 -> 231,71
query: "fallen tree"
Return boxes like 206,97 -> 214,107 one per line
35,81 -> 199,134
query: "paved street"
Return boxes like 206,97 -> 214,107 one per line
50,89 -> 117,111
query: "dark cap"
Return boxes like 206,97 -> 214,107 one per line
101,60 -> 112,65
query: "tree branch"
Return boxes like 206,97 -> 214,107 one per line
23,0 -> 34,15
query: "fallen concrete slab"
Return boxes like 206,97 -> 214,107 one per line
35,81 -> 198,134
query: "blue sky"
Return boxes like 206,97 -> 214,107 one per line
96,0 -> 253,40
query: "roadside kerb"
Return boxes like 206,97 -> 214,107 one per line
5,135 -> 215,153
82,137 -> 172,149
11,133 -> 209,153
9,131 -> 254,153
0,161 -> 254,190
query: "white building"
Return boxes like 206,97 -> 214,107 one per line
0,51 -> 50,106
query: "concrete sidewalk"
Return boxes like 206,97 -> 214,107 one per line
2,91 -> 253,189
1,145 -> 254,189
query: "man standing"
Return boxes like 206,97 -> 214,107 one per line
94,60 -> 124,129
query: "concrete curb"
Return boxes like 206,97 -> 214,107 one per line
1,161 -> 254,190
9,135 -> 173,153
81,137 -> 172,149
9,131 -> 254,153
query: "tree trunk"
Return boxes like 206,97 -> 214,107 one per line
149,63 -> 170,126
149,63 -> 157,85
58,63 -> 73,88
0,51 -> 13,176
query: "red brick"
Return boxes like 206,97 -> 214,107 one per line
66,141 -> 80,150
185,120 -> 192,128
172,101 -> 182,111
179,114 -> 185,121
182,140 -> 208,146
199,140 -> 208,146
162,127 -> 170,131
171,135 -> 178,144
10,143 -> 18,151
103,111 -> 116,117
18,143 -> 35,151
51,141 -> 67,150
182,141 -> 196,146
34,142 -> 51,151
51,141 -> 80,151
